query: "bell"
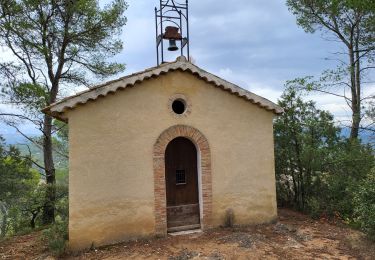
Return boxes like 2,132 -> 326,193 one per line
168,39 -> 178,51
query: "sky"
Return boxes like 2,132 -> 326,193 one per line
0,0 -> 372,143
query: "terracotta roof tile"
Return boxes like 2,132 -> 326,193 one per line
43,56 -> 283,122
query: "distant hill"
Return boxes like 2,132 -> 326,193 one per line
341,127 -> 374,145
1,123 -> 40,144
3,133 -> 34,145
13,141 -> 68,171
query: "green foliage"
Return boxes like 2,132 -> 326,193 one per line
286,0 -> 375,35
275,88 -> 375,239
56,168 -> 68,186
317,140 -> 375,220
42,218 -> 68,256
286,0 -> 375,139
0,0 -> 128,93
53,120 -> 68,166
0,136 -> 39,237
364,101 -> 375,143
54,120 -> 68,144
42,183 -> 68,256
305,197 -> 321,219
0,0 -> 127,224
0,139 -> 35,200
3,83 -> 48,114
284,2 -> 375,236
354,169 -> 375,240
274,87 -> 340,210
0,134 -> 68,240
286,66 -> 350,95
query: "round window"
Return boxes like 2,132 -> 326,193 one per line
168,94 -> 191,117
172,99 -> 186,114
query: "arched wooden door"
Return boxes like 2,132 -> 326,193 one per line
165,137 -> 200,231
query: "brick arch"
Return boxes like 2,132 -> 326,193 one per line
153,125 -> 212,235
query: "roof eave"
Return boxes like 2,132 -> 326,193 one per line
42,57 -> 284,121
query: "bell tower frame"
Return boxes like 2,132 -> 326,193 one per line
155,0 -> 190,65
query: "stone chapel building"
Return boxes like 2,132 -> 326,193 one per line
43,56 -> 283,250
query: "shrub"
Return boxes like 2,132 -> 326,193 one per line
354,170 -> 375,240
41,182 -> 69,256
306,197 -> 321,219
42,218 -> 68,256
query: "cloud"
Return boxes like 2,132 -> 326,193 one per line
0,0 -> 371,141
100,0 -> 344,93
0,46 -> 14,61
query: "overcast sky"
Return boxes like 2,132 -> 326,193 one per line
1,0 -> 372,142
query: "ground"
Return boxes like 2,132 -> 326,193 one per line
1,209 -> 374,259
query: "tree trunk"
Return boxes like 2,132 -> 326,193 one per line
349,47 -> 360,139
291,172 -> 298,206
30,213 -> 37,229
42,114 -> 56,224
352,28 -> 362,139
292,133 -> 305,210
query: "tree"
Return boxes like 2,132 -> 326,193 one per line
53,120 -> 68,161
275,87 -> 375,221
364,101 -> 375,143
274,87 -> 340,211
0,136 -> 37,237
286,0 -> 375,139
354,169 -> 375,240
0,0 -> 128,224
18,185 -> 46,229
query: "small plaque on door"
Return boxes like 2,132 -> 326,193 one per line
176,169 -> 186,185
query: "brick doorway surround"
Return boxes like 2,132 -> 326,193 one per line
153,125 -> 212,235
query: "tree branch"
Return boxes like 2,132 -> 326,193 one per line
0,113 -> 42,126
360,66 -> 375,73
17,143 -> 46,172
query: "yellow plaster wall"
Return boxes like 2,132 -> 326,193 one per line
67,71 -> 277,250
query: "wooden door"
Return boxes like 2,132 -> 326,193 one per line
165,137 -> 200,231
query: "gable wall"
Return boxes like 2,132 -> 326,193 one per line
67,71 -> 277,250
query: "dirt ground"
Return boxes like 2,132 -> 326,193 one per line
1,209 -> 375,260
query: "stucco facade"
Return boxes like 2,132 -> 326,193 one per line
44,58 -> 281,251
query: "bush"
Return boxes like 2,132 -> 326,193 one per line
42,219 -> 68,256
306,197 -> 322,219
41,182 -> 69,256
354,170 -> 375,240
